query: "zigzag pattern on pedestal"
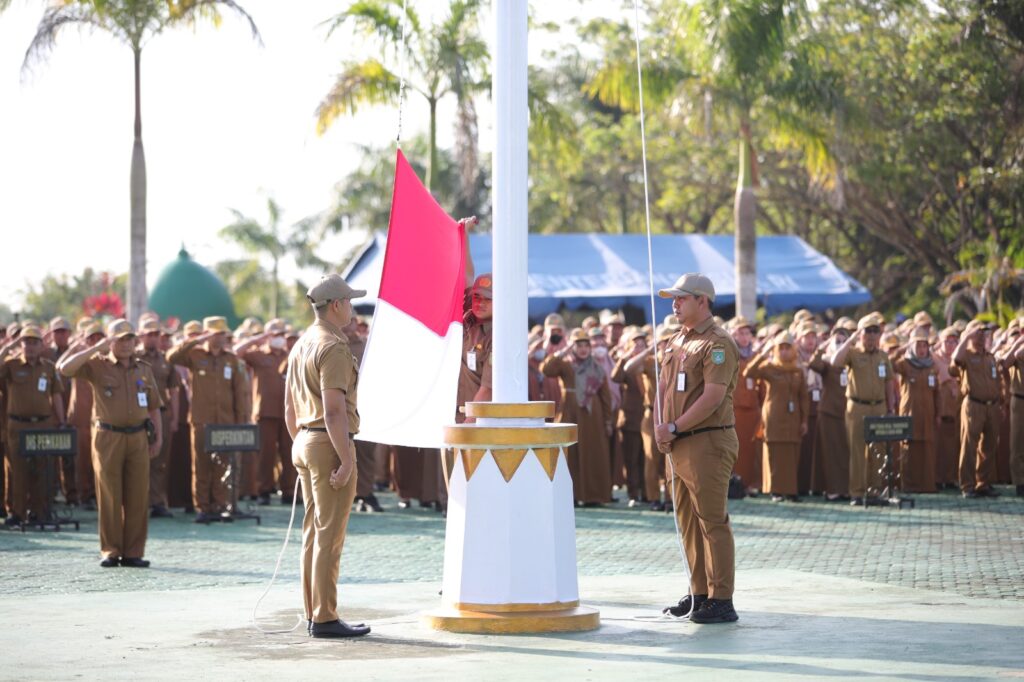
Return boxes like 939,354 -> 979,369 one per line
456,447 -> 563,482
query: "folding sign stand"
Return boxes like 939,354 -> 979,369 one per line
864,416 -> 915,510
205,424 -> 261,525
16,429 -> 81,532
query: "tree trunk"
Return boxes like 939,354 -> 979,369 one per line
734,120 -> 758,321
426,97 -> 438,192
128,48 -> 147,324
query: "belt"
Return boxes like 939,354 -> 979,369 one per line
674,424 -> 734,441
8,414 -> 48,423
96,421 -> 148,434
1013,393 -> 1024,401
968,396 -> 999,406
849,397 -> 883,406
300,426 -> 356,439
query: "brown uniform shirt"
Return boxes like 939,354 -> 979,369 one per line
809,348 -> 847,418
844,346 -> 893,403
734,354 -> 761,412
64,355 -> 162,427
744,357 -> 808,443
610,356 -> 645,431
459,319 -> 493,407
893,356 -> 939,442
286,319 -> 360,432
241,348 -> 288,420
1009,356 -> 1024,397
659,317 -> 739,429
0,356 -> 63,418
138,348 -> 181,412
951,348 -> 1001,403
167,343 -> 248,424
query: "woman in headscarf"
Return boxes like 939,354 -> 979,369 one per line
892,327 -> 940,492
744,332 -> 809,502
541,328 -> 613,506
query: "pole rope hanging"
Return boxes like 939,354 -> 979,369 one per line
395,0 -> 410,147
631,0 -> 694,619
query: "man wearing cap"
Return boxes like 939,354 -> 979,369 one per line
795,322 -> 822,495
0,325 -> 66,526
728,317 -> 762,495
654,273 -> 740,624
284,274 -> 370,639
45,317 -> 78,505
892,328 -> 940,493
999,321 -> 1024,496
831,313 -> 898,505
808,320 -> 854,500
65,321 -> 106,511
137,318 -> 182,517
540,313 -> 568,417
234,319 -> 296,506
167,316 -> 250,522
59,320 -> 162,566
951,320 -> 1002,497
611,326 -> 650,506
932,327 -> 963,489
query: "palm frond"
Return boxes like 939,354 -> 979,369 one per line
584,59 -> 692,113
316,58 -> 400,135
22,4 -> 121,74
160,0 -> 263,45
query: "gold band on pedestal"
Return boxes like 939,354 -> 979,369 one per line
444,424 -> 577,448
465,401 -> 555,419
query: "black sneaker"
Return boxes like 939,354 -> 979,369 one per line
363,494 -> 383,512
689,597 -> 739,624
99,556 -> 119,568
662,593 -> 707,618
120,557 -> 151,568
786,495 -> 801,503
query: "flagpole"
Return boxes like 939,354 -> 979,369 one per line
491,0 -> 528,403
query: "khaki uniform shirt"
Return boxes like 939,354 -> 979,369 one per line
610,356 -> 645,431
65,355 -> 162,427
0,356 -> 63,418
240,348 -> 288,420
951,348 -> 1001,402
659,317 -> 739,429
809,348 -> 847,418
844,346 -> 892,403
286,320 -> 360,432
1005,355 -> 1023,397
743,357 -> 808,443
459,319 -> 493,407
167,343 -> 248,424
893,357 -> 939,441
138,348 -> 181,412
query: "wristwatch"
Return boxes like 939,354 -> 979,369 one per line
667,422 -> 677,434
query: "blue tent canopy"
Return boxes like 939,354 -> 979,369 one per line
343,232 -> 871,320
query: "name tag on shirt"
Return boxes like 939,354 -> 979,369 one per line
840,370 -> 848,387
138,392 -> 148,408
811,389 -> 821,402
677,372 -> 687,392
224,365 -> 232,380
928,375 -> 936,388
787,401 -> 796,413
467,351 -> 477,372
878,364 -> 887,379
991,365 -> 997,380
38,377 -> 47,392
746,377 -> 754,390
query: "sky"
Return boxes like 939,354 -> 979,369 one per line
0,0 -> 621,311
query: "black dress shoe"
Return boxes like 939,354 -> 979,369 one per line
220,512 -> 234,522
398,499 -> 411,509
363,494 -> 383,512
649,500 -> 665,512
4,514 -> 23,527
786,495 -> 801,503
770,494 -> 784,502
1016,485 -> 1024,497
962,490 -> 978,499
663,593 -> 707,618
850,497 -> 864,506
258,493 -> 272,506
689,598 -> 739,624
310,619 -> 371,638
120,557 -> 150,568
194,512 -> 215,524
150,505 -> 173,518
100,557 -> 119,568
976,487 -> 1000,498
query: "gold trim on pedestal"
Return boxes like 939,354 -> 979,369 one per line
452,600 -> 579,613
459,448 -> 487,481
444,425 -> 577,448
465,401 -> 555,419
492,449 -> 529,482
532,447 -> 560,481
424,605 -> 600,634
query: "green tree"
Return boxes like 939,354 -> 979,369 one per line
13,0 -> 261,323
18,268 -> 127,323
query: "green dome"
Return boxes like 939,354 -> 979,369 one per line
148,248 -> 239,327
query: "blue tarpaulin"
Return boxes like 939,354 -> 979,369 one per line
343,232 -> 871,320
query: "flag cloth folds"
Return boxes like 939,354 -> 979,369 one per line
355,149 -> 466,448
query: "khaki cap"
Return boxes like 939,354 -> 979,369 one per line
835,317 -> 857,333
913,311 -> 933,326
662,314 -> 680,328
771,331 -> 795,347
265,318 -> 287,335
938,326 -> 959,340
286,325 -> 301,338
471,274 -> 493,299
964,319 -> 994,336
881,332 -> 902,349
858,312 -> 885,331
796,322 -> 817,338
729,316 -> 755,331
659,273 -> 715,303
600,309 -> 625,326
569,328 -> 589,344
581,316 -> 598,329
19,324 -> 42,340
586,326 -> 604,340
138,319 -> 161,334
183,320 -> 202,336
49,316 -> 72,332
793,309 -> 814,322
623,325 -> 645,342
138,312 -> 159,325
909,327 -> 930,342
657,325 -> 676,342
1008,318 -> 1020,333
306,274 -> 366,308
953,319 -> 968,333
203,316 -> 229,334
544,313 -> 565,329
76,316 -> 95,333
83,322 -> 104,338
641,324 -> 653,335
106,319 -> 136,340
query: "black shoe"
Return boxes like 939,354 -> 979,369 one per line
419,500 -> 433,508
663,593 -> 707,618
770,494 -> 785,502
976,487 -> 1000,498
194,512 -> 215,524
121,557 -> 150,568
150,505 -> 173,519
1016,485 -> 1024,497
786,495 -> 801,503
689,598 -> 739,624
4,514 -> 22,527
374,481 -> 388,492
220,511 -> 234,522
962,490 -> 978,499
582,502 -> 604,508
663,502 -> 674,513
850,497 -> 864,506
99,557 -> 119,568
258,493 -> 272,506
649,501 -> 665,512
398,499 -> 411,509
433,501 -> 445,513
310,619 -> 371,638
363,494 -> 383,512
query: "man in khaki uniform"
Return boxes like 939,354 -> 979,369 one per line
137,318 -> 181,517
59,320 -> 162,567
284,274 -> 370,639
46,317 -> 77,505
653,274 -> 740,624
832,312 -> 897,505
999,319 -> 1024,496
341,315 -> 384,513
0,325 -> 66,526
951,319 -> 1002,497
167,316 -> 249,523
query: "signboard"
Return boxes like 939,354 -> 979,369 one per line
205,424 -> 260,453
19,429 -> 77,457
864,416 -> 913,443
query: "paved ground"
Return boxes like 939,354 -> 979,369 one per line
2,486 -> 1023,679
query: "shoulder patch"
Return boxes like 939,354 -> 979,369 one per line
711,347 -> 726,365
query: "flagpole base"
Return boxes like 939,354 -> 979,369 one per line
423,604 -> 600,634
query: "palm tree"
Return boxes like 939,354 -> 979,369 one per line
220,198 -> 299,319
316,0 -> 488,195
587,0 -> 843,319
14,0 -> 261,324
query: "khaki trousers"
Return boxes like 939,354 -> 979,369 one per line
846,401 -> 886,497
641,410 -> 663,502
959,400 -> 1000,493
670,428 -> 738,600
256,417 -> 295,496
148,410 -> 173,507
937,418 -> 960,486
619,429 -> 645,500
1010,395 -> 1024,486
93,428 -> 150,559
73,421 -> 95,502
191,424 -> 230,514
899,440 -> 936,493
762,441 -> 799,496
5,419 -> 53,519
294,430 -> 357,623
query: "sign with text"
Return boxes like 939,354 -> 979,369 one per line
864,416 -> 913,443
19,429 -> 77,457
204,424 -> 260,453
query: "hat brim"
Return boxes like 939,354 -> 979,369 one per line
658,287 -> 713,303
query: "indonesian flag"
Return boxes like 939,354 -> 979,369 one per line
355,149 -> 466,448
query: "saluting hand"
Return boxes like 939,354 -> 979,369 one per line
92,337 -> 111,354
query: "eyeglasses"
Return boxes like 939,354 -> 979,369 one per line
863,326 -> 881,334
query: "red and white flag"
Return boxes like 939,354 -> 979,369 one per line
355,149 -> 466,448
